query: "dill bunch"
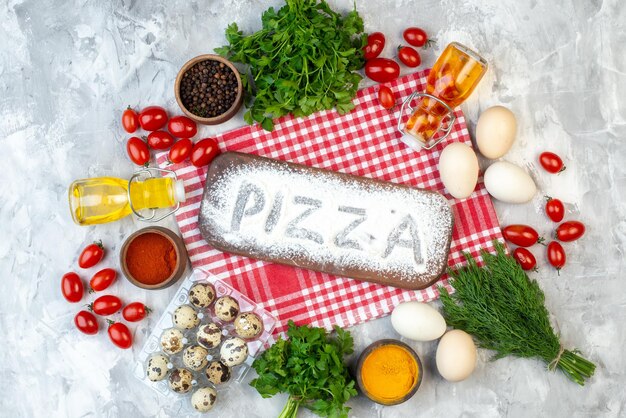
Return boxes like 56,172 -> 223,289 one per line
440,241 -> 595,385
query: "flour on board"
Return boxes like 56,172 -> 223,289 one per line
199,154 -> 454,285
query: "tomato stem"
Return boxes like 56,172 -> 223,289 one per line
537,236 -> 546,246
423,38 -> 437,49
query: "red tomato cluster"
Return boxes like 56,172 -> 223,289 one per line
122,106 -> 220,168
502,225 -> 542,272
362,27 -> 434,110
504,220 -> 586,274
61,241 -> 151,349
503,220 -> 584,274
502,151 -> 585,274
502,151 -> 584,273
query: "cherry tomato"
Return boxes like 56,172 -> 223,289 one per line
61,272 -> 84,303
502,225 -> 543,247
545,196 -> 565,223
556,221 -> 585,242
547,241 -> 566,272
403,27 -> 434,48
167,115 -> 197,138
90,295 -> 123,316
107,321 -> 132,349
123,302 -> 152,322
138,106 -> 168,131
89,268 -> 117,292
147,130 -> 175,150
74,310 -> 99,335
363,32 -> 385,60
78,241 -> 104,269
190,138 -> 220,167
168,138 -> 193,164
377,86 -> 396,110
364,58 -> 400,83
121,107 -> 139,133
126,137 -> 150,166
539,151 -> 566,174
512,247 -> 537,271
397,45 -> 421,67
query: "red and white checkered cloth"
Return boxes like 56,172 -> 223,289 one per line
156,69 -> 503,335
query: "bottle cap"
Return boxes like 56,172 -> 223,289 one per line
174,180 -> 186,203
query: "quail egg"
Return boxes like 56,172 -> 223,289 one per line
205,360 -> 231,385
173,304 -> 200,330
168,368 -> 194,394
196,323 -> 222,350
191,386 -> 217,413
160,328 -> 185,355
182,345 -> 209,371
234,312 -> 264,339
145,354 -> 170,382
220,337 -> 248,367
188,282 -> 216,309
214,296 -> 239,322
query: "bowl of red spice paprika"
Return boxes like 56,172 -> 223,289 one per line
120,226 -> 188,290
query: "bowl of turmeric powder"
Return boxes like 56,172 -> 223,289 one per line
356,339 -> 422,405
120,226 -> 188,290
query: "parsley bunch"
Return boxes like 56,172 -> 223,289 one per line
215,0 -> 366,131
440,241 -> 595,385
250,321 -> 357,418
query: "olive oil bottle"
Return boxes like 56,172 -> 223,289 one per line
68,172 -> 185,226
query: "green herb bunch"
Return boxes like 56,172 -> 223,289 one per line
250,320 -> 357,418
440,241 -> 595,385
215,0 -> 366,131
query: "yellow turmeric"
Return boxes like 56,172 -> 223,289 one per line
360,343 -> 419,403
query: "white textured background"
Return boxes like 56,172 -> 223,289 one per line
1,0 -> 625,417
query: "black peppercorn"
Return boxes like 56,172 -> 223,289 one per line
179,59 -> 238,118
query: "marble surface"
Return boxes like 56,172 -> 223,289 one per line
1,0 -> 625,416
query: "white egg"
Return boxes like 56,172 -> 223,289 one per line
476,106 -> 517,159
391,301 -> 447,341
436,329 -> 477,382
438,143 -> 479,199
484,161 -> 536,203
